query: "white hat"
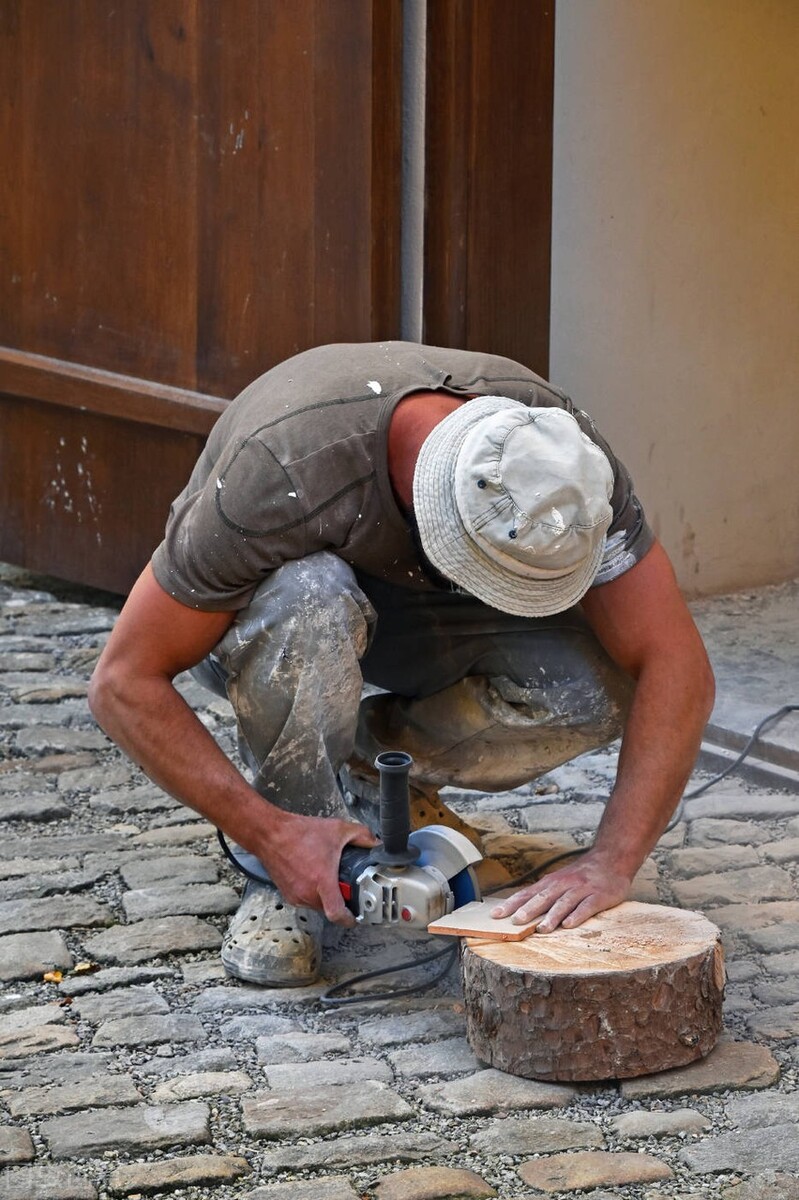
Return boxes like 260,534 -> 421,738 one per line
412,396 -> 614,617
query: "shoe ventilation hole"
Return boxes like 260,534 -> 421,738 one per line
299,915 -> 308,923
275,902 -> 284,910
291,937 -> 300,945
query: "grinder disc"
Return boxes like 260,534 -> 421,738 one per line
409,825 -> 482,907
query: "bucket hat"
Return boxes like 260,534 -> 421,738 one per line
412,396 -> 614,617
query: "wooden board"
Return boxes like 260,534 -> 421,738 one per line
428,900 -> 537,941
460,902 -> 725,1082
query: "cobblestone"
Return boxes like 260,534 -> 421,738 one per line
727,1091 -> 799,1127
687,817 -> 774,846
0,895 -> 112,935
217,1013 -> 301,1040
417,1068 -> 577,1115
120,882 -> 238,920
389,1036 -> 481,1077
262,1054 -> 394,1088
242,1080 -> 414,1137
0,1051 -> 113,1088
40,1100 -> 211,1157
0,1165 -> 98,1200
763,949 -> 799,976
620,1040 -> 780,1098
746,921 -> 799,953
0,1023 -> 79,1060
5,1074 -> 143,1117
0,929 -> 72,980
150,1068 -> 252,1101
517,1150 -> 672,1191
69,984 -> 170,1021
119,852 -> 219,888
0,567 -> 797,1199
256,1030 -> 352,1062
665,845 -> 761,877
248,1180 -> 360,1200
82,915 -> 222,963
57,964 -> 177,994
720,1176 -> 799,1200
0,1125 -> 34,1164
107,1152 -> 250,1193
469,1115 -> 604,1154
671,864 -> 796,907
746,1003 -> 799,1039
683,792 -> 799,820
373,1166 -> 497,1198
0,794 -> 71,821
358,1008 -> 467,1046
258,1131 -> 458,1175
609,1108 -> 710,1138
679,1123 -> 799,1173
91,1012 -> 207,1048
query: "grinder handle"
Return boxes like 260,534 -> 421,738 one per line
375,750 -> 418,863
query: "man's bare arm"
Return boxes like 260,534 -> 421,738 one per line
491,541 -> 715,931
88,564 -> 375,924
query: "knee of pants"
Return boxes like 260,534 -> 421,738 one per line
217,552 -> 376,673
492,662 -> 633,740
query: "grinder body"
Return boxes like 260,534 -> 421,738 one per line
337,752 -> 482,928
218,751 -> 481,929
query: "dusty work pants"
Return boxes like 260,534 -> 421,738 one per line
192,551 -> 633,818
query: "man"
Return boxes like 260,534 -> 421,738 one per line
89,342 -> 714,987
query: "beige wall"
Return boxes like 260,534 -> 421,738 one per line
550,0 -> 799,595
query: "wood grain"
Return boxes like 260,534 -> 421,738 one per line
428,900 -> 538,942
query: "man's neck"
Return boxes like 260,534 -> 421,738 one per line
387,391 -> 466,511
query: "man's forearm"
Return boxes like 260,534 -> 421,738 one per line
89,669 -> 278,852
592,646 -> 715,880
89,665 -> 376,923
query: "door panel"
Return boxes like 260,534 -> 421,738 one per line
424,0 -> 554,375
0,0 -> 402,593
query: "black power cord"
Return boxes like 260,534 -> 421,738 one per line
319,942 -> 459,1008
217,828 -> 270,884
684,703 -> 799,799
666,702 -> 799,829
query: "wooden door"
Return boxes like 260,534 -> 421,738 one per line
0,0 -> 402,592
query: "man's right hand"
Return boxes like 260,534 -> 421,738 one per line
249,809 -> 379,927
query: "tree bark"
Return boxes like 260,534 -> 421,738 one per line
461,901 -> 724,1082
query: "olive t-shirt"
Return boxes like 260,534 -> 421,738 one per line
151,342 -> 654,612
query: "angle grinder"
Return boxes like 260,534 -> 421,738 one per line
217,750 -> 482,930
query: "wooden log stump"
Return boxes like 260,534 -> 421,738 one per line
461,901 -> 724,1082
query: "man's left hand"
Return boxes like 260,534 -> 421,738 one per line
489,848 -> 632,933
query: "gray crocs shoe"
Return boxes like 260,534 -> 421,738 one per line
221,881 -> 324,987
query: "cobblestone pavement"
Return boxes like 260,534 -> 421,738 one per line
0,565 -> 798,1200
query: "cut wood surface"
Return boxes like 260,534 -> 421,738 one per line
461,901 -> 725,1082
